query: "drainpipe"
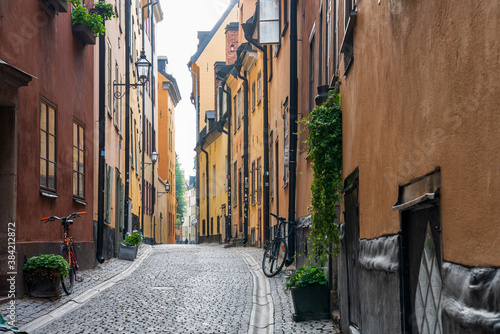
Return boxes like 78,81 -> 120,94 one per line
287,0 -> 298,265
236,66 -> 249,245
241,26 -> 270,244
222,84 -> 232,242
190,69 -> 199,243
95,5 -> 106,264
123,0 -> 131,239
150,4 -> 156,244
200,145 -> 209,239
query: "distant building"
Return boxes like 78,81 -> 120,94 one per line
157,56 -> 181,244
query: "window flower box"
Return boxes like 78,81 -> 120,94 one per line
72,23 -> 96,46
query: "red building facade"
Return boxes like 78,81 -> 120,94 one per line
0,0 -> 95,296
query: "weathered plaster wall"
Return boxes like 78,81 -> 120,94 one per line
340,0 -> 500,266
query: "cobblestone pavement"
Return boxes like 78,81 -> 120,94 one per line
233,246 -> 340,334
7,244 -> 339,333
36,245 -> 253,334
0,245 -> 152,328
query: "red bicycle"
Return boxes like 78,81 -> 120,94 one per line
42,212 -> 85,295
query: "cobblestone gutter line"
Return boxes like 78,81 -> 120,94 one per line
233,248 -> 275,334
20,246 -> 155,333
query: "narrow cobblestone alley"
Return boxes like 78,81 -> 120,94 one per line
20,245 -> 338,334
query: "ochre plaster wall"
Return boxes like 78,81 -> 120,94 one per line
340,0 -> 500,267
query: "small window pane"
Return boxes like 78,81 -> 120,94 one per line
48,162 -> 55,189
40,104 -> 47,130
49,135 -> 55,161
79,174 -> 84,197
48,107 -> 55,134
40,132 -> 47,159
73,147 -> 78,171
40,160 -> 46,187
79,151 -> 84,173
73,172 -> 78,196
79,127 -> 84,150
73,123 -> 78,146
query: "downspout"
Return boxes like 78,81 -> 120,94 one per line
189,69 -> 199,244
201,145 -> 209,239
150,3 -> 156,244
242,26 -> 270,244
237,66 -> 249,245
95,5 -> 106,264
222,84 -> 232,242
124,0 -> 131,239
287,0 -> 298,265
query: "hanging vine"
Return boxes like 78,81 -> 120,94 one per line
300,90 -> 342,266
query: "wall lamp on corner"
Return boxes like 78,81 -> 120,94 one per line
158,181 -> 171,198
113,51 -> 152,99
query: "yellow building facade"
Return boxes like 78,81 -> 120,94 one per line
189,1 -> 238,243
157,57 -> 181,244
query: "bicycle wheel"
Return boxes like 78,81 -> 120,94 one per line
59,245 -> 75,295
262,239 -> 287,277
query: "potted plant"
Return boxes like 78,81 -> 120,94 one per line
68,0 -> 116,46
286,265 -> 330,322
119,230 -> 142,261
23,254 -> 69,298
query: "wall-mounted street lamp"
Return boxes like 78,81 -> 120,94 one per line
113,51 -> 152,99
158,181 -> 170,198
144,151 -> 159,170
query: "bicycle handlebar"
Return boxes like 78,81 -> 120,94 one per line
270,213 -> 287,222
41,212 -> 86,222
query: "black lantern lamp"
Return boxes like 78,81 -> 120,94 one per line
136,51 -> 152,85
113,52 -> 152,99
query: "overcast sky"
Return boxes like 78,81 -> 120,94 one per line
156,0 -> 232,179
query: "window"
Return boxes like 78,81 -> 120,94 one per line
233,95 -> 238,133
281,0 -> 288,35
257,71 -> 262,105
40,100 -> 57,191
233,162 -> 238,207
257,157 -> 262,203
202,172 -> 205,199
114,62 -> 119,128
251,161 -> 256,205
341,0 -> 356,74
283,99 -> 289,185
237,88 -> 242,128
211,217 -> 213,235
252,81 -> 256,112
73,121 -> 85,198
202,219 -> 206,235
107,40 -> 112,115
309,31 -> 316,113
213,164 -> 216,197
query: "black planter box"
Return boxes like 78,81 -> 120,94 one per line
26,275 -> 62,298
72,23 -> 96,46
291,284 -> 330,322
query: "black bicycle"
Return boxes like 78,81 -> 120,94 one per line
42,212 -> 85,295
262,213 -> 295,277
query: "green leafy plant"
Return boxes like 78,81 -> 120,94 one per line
0,314 -> 27,334
299,89 -> 343,266
23,254 -> 69,283
122,230 -> 142,246
68,1 -> 116,36
285,265 -> 328,289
